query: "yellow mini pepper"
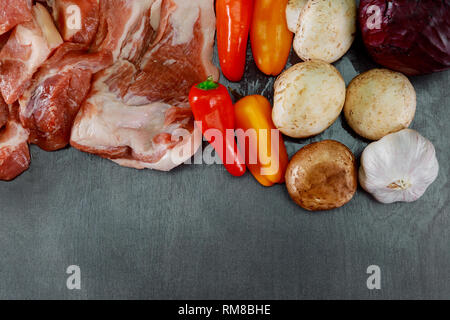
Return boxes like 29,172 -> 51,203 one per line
235,95 -> 289,187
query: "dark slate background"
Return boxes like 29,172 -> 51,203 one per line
0,27 -> 449,300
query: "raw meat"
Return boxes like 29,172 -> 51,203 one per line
0,96 -> 7,129
91,0 -> 155,62
0,31 -> 11,49
19,43 -> 113,151
0,101 -> 30,181
0,0 -> 32,36
71,0 -> 218,171
124,0 -> 219,105
0,3 -> 63,104
0,27 -> 9,129
49,0 -> 100,45
0,4 -> 32,181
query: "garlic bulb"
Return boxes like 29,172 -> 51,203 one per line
359,129 -> 439,204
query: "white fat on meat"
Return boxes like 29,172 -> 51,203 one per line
150,0 -> 162,31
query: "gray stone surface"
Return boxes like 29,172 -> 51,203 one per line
0,37 -> 449,300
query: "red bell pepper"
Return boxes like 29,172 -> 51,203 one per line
216,0 -> 254,82
189,78 -> 246,177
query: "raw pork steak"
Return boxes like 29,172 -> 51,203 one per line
49,0 -> 100,45
0,100 -> 30,181
19,43 -> 112,151
0,97 -> 7,129
0,3 -> 63,104
0,0 -> 32,36
0,10 -> 31,181
71,0 -> 218,171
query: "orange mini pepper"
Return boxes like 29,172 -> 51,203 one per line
235,95 -> 289,187
250,0 -> 293,76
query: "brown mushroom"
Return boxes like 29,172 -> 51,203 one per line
285,140 -> 358,211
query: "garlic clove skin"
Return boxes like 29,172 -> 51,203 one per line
359,129 -> 439,204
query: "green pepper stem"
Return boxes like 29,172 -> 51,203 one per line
197,76 -> 219,90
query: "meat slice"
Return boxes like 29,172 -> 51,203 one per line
71,0 -> 219,171
71,65 -> 202,171
18,43 -> 113,151
0,102 -> 30,181
0,3 -> 63,104
0,0 -> 33,36
49,0 -> 100,45
0,96 -> 7,129
0,31 -> 11,49
91,0 -> 155,62
123,0 -> 219,106
0,33 -> 6,129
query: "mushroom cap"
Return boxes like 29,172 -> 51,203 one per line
273,60 -> 346,138
285,140 -> 358,211
286,0 -> 308,33
344,69 -> 417,141
293,0 -> 356,63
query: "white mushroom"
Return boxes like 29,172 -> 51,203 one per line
272,60 -> 346,138
293,0 -> 356,63
286,0 -> 308,33
344,69 -> 417,141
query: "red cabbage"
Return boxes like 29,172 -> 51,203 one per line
359,0 -> 450,75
